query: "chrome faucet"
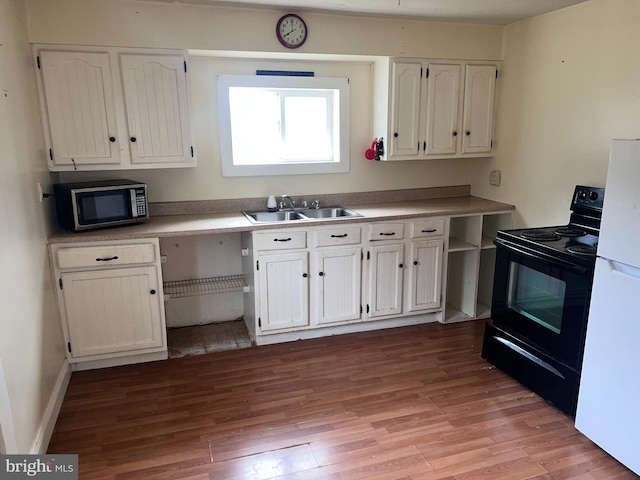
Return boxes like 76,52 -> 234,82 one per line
281,195 -> 296,210
311,199 -> 320,209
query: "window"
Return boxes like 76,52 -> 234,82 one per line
217,74 -> 350,176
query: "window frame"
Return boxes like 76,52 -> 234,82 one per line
217,74 -> 350,177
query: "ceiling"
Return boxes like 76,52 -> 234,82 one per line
149,0 -> 591,25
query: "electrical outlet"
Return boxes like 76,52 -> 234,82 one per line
489,170 -> 501,186
37,182 -> 44,203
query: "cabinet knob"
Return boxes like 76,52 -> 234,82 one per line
452,131 -> 458,136
399,263 -> 404,268
130,136 -> 137,142
413,261 -> 418,266
393,132 -> 399,138
150,289 -> 156,295
302,273 -> 308,278
319,272 -> 324,276
109,136 -> 116,142
466,131 -> 471,136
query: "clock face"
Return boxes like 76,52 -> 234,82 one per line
276,14 -> 308,49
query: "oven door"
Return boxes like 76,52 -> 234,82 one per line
491,238 -> 593,369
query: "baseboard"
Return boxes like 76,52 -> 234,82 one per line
30,360 -> 71,454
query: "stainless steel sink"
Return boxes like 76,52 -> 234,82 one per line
243,206 -> 362,223
299,207 -> 362,219
243,211 -> 305,223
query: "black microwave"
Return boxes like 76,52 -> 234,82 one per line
53,179 -> 149,232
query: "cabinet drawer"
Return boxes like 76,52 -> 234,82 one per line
410,219 -> 445,238
314,226 -> 362,247
369,223 -> 405,241
56,243 -> 156,269
253,230 -> 307,250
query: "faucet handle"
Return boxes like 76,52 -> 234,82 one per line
301,200 -> 308,208
311,199 -> 320,209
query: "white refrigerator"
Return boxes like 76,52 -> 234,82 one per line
575,139 -> 640,475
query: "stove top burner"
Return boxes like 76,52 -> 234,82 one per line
555,226 -> 586,237
566,245 -> 597,255
521,230 -> 561,241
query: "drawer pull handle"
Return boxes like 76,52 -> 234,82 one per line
379,232 -> 396,236
274,238 -> 292,242
96,256 -> 119,262
421,228 -> 437,233
330,234 -> 348,238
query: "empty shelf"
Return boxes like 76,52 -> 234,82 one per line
163,275 -> 247,299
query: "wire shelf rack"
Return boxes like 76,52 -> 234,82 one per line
163,275 -> 247,299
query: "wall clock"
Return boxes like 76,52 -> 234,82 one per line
276,14 -> 308,49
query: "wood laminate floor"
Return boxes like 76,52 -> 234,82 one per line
48,320 -> 636,479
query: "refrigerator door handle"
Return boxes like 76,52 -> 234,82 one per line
605,259 -> 640,279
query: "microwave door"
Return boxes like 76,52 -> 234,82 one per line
75,190 -> 131,227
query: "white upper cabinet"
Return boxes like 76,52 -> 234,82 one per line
34,45 -> 196,171
38,51 -> 120,167
461,64 -> 497,155
424,63 -> 462,156
120,53 -> 193,165
389,61 -> 422,158
374,57 -> 499,161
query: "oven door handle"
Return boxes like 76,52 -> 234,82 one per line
495,238 -> 590,275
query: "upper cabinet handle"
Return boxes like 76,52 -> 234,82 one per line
109,136 -> 116,142
130,137 -> 137,142
466,131 -> 471,136
452,131 -> 458,136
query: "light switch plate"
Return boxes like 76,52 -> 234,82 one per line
489,170 -> 501,186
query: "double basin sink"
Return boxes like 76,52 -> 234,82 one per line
243,207 -> 362,224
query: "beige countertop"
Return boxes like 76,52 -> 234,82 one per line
48,195 -> 514,244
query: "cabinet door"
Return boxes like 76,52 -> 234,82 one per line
39,50 -> 120,167
367,244 -> 404,318
61,266 -> 164,358
257,252 -> 309,332
461,64 -> 497,155
389,61 -> 422,159
119,53 -> 194,165
407,239 -> 443,313
424,63 -> 462,156
312,247 -> 362,325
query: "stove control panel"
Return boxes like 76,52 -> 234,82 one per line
572,185 -> 605,211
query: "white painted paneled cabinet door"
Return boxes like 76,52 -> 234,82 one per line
424,63 -> 462,156
120,53 -> 193,165
389,61 -> 422,159
313,247 -> 362,325
257,252 -> 309,332
39,51 -> 120,167
406,239 -> 443,313
61,266 -> 164,358
462,65 -> 497,155
367,244 -> 404,318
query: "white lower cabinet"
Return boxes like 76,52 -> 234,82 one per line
61,266 -> 164,357
406,239 -> 444,313
367,243 -> 405,318
257,251 -> 309,332
312,247 -> 362,325
51,239 -> 167,370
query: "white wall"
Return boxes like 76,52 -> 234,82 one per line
26,0 -> 504,202
0,0 -> 66,453
471,0 -> 640,227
